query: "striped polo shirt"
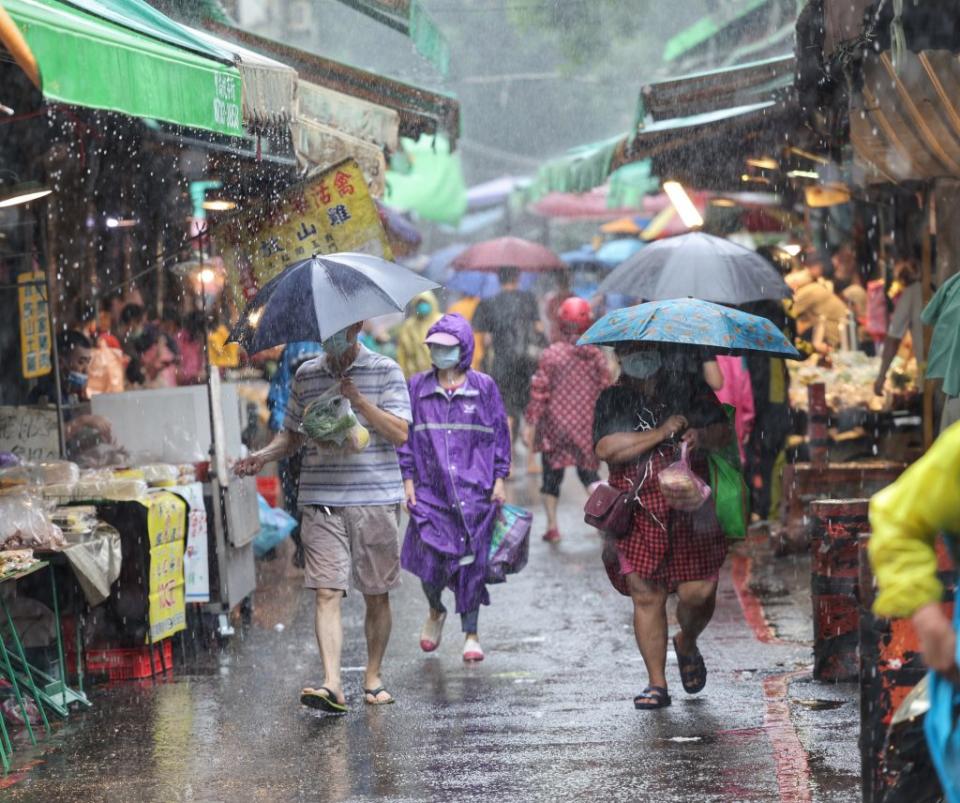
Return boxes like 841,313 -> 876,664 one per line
284,346 -> 412,507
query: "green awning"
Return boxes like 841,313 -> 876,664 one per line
524,134 -> 627,202
7,0 -> 244,136
332,0 -> 450,76
663,0 -> 770,63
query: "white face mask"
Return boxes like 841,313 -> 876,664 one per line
621,351 -> 661,379
430,344 -> 461,370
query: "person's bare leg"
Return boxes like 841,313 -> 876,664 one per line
542,493 -> 559,532
675,579 -> 718,655
626,574 -> 669,689
363,593 -> 393,703
308,587 -> 344,703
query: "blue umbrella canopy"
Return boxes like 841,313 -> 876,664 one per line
231,253 -> 439,354
595,238 -> 643,268
578,298 -> 799,358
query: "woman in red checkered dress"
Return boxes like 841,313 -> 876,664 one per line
593,343 -> 732,711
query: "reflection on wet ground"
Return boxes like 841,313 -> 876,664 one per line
5,472 -> 859,802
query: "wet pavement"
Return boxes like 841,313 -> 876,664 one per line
5,468 -> 862,802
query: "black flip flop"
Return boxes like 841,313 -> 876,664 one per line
673,635 -> 707,694
363,686 -> 395,706
634,685 -> 672,710
300,686 -> 348,713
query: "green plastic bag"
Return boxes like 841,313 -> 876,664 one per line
708,404 -> 749,540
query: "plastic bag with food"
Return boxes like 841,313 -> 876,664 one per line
658,442 -> 712,512
299,386 -> 370,451
0,493 -> 65,550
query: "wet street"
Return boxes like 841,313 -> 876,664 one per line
5,470 -> 860,803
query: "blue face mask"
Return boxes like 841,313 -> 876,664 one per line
323,329 -> 353,358
430,344 -> 461,370
416,301 -> 432,317
67,370 -> 88,389
621,352 -> 661,380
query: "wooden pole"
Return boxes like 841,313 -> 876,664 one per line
922,187 -> 935,448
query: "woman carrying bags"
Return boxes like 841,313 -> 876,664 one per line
593,342 -> 732,710
399,313 -> 511,662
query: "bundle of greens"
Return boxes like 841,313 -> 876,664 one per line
300,388 -> 370,450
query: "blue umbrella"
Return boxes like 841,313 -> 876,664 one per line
595,238 -> 643,268
447,270 -> 500,298
561,244 -> 603,270
425,243 -> 467,282
578,298 -> 799,358
231,253 -> 439,354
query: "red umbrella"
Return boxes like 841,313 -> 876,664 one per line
451,236 -> 566,272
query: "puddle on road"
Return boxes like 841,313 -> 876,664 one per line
794,698 -> 846,711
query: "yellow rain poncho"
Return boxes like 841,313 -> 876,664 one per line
396,291 -> 441,378
868,420 -> 960,618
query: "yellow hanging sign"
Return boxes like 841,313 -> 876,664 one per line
218,158 -> 392,306
18,272 -> 51,379
144,492 -> 187,642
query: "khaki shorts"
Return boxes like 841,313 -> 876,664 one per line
300,504 -> 402,595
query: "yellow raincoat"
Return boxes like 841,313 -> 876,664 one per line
395,291 -> 441,378
868,420 -> 960,618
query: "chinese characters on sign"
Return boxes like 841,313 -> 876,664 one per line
218,159 -> 392,304
145,492 -> 187,642
18,272 -> 51,379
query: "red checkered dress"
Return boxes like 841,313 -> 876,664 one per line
525,341 -> 610,470
601,426 -> 727,597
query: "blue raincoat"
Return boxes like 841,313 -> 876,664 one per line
398,313 -> 511,614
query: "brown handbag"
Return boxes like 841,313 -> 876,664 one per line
583,481 -> 639,538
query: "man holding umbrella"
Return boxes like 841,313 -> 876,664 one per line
233,253 -> 435,713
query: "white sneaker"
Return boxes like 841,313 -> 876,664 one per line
420,611 -> 446,652
463,637 -> 484,662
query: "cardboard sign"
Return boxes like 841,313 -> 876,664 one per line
0,405 -> 60,461
218,158 -> 392,305
18,272 -> 52,379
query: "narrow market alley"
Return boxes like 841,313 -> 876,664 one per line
5,474 -> 859,803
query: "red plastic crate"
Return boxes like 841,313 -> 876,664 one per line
81,641 -> 174,681
257,476 -> 280,508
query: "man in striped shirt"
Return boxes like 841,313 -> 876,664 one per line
236,321 -> 411,712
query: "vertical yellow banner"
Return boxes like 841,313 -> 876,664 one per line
144,492 -> 187,642
18,272 -> 51,379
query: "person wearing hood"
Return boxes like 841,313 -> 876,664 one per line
398,313 -> 511,662
523,297 -> 610,543
396,291 -> 442,378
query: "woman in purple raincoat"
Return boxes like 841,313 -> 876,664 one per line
399,313 -> 511,662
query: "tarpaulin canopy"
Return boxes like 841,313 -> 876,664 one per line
203,21 -> 460,147
292,117 -> 388,197
186,24 -> 297,129
529,189 -> 643,220
330,0 -> 450,77
852,49 -> 960,183
298,79 -> 400,152
663,0 -> 772,63
524,134 -> 628,202
6,0 -> 243,136
385,134 -> 467,225
626,55 -> 799,190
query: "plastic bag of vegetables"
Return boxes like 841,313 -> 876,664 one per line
658,442 -> 711,512
299,386 -> 370,451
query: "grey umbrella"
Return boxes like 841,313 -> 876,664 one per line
230,252 -> 440,354
596,232 -> 791,304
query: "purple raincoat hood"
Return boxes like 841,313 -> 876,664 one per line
426,313 -> 474,371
